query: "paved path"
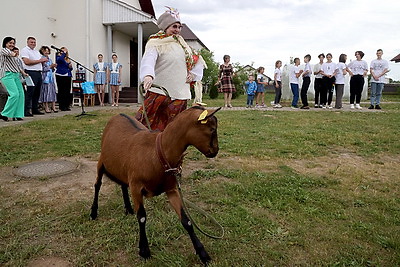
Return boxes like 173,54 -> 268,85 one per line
0,104 -> 141,128
0,101 -> 395,128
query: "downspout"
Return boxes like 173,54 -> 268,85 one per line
107,25 -> 113,104
137,23 -> 143,103
86,0 -> 91,80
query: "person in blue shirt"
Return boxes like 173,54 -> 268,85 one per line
245,74 -> 257,108
55,47 -> 73,111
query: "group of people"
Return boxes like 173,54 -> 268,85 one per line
278,50 -> 388,110
0,36 -> 74,122
0,34 -> 126,122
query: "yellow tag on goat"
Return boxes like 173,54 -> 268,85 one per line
198,110 -> 208,123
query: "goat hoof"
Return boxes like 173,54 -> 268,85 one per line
139,247 -> 151,259
90,210 -> 98,220
198,250 -> 211,265
125,207 -> 134,215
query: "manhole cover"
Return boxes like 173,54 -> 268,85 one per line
13,160 -> 79,178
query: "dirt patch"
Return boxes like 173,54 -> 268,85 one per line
27,256 -> 72,267
0,157 -> 116,205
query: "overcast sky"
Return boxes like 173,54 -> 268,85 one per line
151,0 -> 400,80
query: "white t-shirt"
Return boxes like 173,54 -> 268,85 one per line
289,65 -> 300,84
347,60 -> 368,75
274,68 -> 281,82
303,62 -> 312,77
313,63 -> 323,79
321,62 -> 336,76
335,62 -> 347,85
370,59 -> 389,83
20,46 -> 42,71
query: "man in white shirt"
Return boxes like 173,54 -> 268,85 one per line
21,36 -> 48,116
369,49 -> 389,109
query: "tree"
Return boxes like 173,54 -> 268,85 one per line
197,49 -> 219,98
231,62 -> 247,99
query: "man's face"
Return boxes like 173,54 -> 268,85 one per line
27,38 -> 36,49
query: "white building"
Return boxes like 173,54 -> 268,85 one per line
0,0 -> 159,103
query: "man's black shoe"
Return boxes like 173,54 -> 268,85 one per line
375,105 -> 382,110
25,112 -> 33,117
33,111 -> 45,115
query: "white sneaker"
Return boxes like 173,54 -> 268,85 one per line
328,105 -> 333,109
350,104 -> 355,109
355,104 -> 362,109
322,105 -> 326,109
276,104 -> 282,108
314,104 -> 319,108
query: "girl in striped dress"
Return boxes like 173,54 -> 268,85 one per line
108,54 -> 122,107
93,54 -> 107,106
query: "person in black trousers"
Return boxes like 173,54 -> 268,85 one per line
313,53 -> 325,108
55,47 -> 73,111
300,54 -> 312,109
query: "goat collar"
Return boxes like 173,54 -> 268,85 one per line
156,132 -> 183,175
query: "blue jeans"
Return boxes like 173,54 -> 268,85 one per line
247,95 -> 255,106
290,83 -> 299,107
370,82 -> 384,105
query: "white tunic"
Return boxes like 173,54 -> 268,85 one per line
140,35 -> 202,100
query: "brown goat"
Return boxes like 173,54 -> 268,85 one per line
90,106 -> 221,265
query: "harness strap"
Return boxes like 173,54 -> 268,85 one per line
156,132 -> 183,175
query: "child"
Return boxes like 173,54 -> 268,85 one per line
334,54 -> 347,109
108,53 -> 122,107
289,58 -> 303,108
273,60 -> 282,108
255,67 -> 268,107
300,54 -> 312,109
321,53 -> 336,109
245,74 -> 257,108
93,53 -> 107,106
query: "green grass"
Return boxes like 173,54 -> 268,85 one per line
0,101 -> 399,266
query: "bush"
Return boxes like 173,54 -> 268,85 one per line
209,81 -> 219,99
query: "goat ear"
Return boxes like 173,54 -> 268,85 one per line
205,107 -> 222,119
197,107 -> 221,124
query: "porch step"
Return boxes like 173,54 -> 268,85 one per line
119,87 -> 138,103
